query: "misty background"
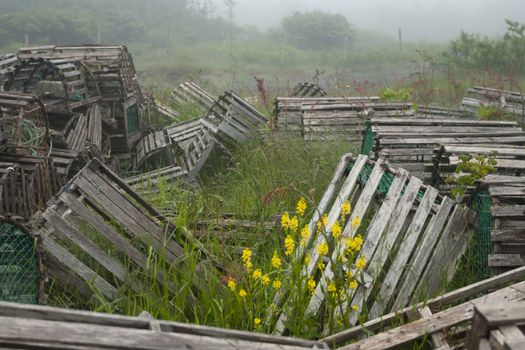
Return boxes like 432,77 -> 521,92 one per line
1,0 -> 524,92
215,0 -> 525,41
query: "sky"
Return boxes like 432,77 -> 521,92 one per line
211,0 -> 525,42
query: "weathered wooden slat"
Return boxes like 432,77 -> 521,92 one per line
324,266 -> 525,346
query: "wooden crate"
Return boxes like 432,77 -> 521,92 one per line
273,154 -> 475,334
125,165 -> 189,193
462,86 -> 525,123
433,144 -> 525,193
291,82 -> 326,97
34,159 -> 199,301
203,91 -> 268,143
0,300 -> 321,349
4,58 -> 101,113
0,154 -> 59,219
466,301 -> 525,349
477,175 -> 525,271
372,118 -> 524,182
325,266 -> 525,349
274,96 -> 381,134
170,81 -> 217,111
0,92 -> 48,153
303,102 -> 413,141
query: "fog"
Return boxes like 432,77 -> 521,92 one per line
213,0 -> 525,41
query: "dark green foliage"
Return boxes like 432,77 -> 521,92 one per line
281,11 -> 353,50
446,20 -> 525,74
0,0 -> 232,47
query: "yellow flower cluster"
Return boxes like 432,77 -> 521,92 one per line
327,282 -> 337,294
271,251 -> 282,268
356,256 -> 366,270
307,277 -> 316,293
352,305 -> 359,311
301,225 -> 310,245
284,235 -> 295,256
239,289 -> 247,298
317,242 -> 329,256
289,216 -> 299,231
252,268 -> 262,280
317,261 -> 326,270
317,214 -> 329,230
349,279 -> 358,290
242,248 -> 253,270
341,201 -> 351,216
346,235 -> 363,253
352,215 -> 361,229
281,212 -> 290,229
304,253 -> 311,264
254,318 -> 261,326
261,274 -> 270,285
227,277 -> 236,291
296,197 -> 307,216
272,279 -> 282,289
332,221 -> 342,239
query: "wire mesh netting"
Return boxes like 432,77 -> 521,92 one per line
467,189 -> 493,280
0,222 -> 39,304
360,121 -> 375,157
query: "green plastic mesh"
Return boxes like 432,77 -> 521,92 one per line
126,104 -> 140,134
0,222 -> 39,304
360,121 -> 375,157
467,189 -> 492,280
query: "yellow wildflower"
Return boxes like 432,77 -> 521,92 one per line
352,215 -> 361,229
289,216 -> 299,231
307,277 -> 316,293
272,279 -> 282,289
327,282 -> 337,297
346,235 -> 363,253
284,235 -> 295,256
242,248 -> 252,263
301,225 -> 310,245
349,279 -> 358,290
356,256 -> 366,270
296,197 -> 307,216
254,318 -> 261,326
341,201 -> 351,216
261,274 -> 270,285
332,221 -> 342,239
317,242 -> 329,256
271,252 -> 282,268
317,214 -> 329,230
245,260 -> 253,271
239,289 -> 247,298
352,305 -> 359,311
281,212 -> 290,229
304,253 -> 311,264
227,277 -> 236,291
252,268 -> 262,280
317,261 -> 326,270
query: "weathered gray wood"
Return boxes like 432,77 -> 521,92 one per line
367,186 -> 438,316
337,282 -> 525,350
416,205 -> 473,299
390,197 -> 455,312
342,169 -> 410,324
42,238 -> 118,299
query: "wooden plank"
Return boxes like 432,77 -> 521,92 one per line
416,205 -> 473,299
337,282 -> 525,350
390,197 -> 455,312
323,267 -> 525,346
367,186 -> 438,316
418,306 -> 451,350
343,169 -> 410,325
42,238 -> 117,300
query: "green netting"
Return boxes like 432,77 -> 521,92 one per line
467,189 -> 492,280
360,121 -> 374,157
0,222 -> 39,304
126,104 -> 140,134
